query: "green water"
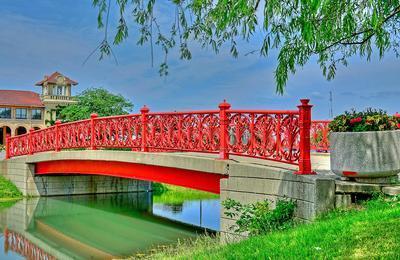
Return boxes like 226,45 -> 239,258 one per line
0,192 -> 220,259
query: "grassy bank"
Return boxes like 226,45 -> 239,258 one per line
0,176 -> 23,202
152,183 -> 219,205
147,196 -> 400,259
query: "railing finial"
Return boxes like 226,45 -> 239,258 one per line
219,99 -> 231,110
300,99 -> 310,106
140,105 -> 150,113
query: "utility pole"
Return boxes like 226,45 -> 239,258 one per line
329,91 -> 333,118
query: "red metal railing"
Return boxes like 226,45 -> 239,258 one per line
4,229 -> 55,260
6,99 -> 315,174
310,120 -> 331,152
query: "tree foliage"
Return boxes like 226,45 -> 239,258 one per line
58,88 -> 133,122
92,0 -> 400,93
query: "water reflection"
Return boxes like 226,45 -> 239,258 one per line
0,192 -> 219,259
4,229 -> 55,260
153,200 -> 220,231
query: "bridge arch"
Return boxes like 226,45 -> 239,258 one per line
28,150 -> 229,194
35,160 -> 224,194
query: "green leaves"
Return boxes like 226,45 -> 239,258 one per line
329,108 -> 400,132
58,88 -> 134,122
92,0 -> 400,94
223,198 -> 297,236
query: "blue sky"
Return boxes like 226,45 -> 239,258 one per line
0,1 -> 399,119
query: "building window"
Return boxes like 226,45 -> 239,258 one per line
31,109 -> 42,120
56,85 -> 63,96
16,108 -> 27,119
0,108 -> 11,119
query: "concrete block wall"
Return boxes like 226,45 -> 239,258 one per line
29,175 -> 151,196
0,158 -> 32,195
220,163 -> 335,240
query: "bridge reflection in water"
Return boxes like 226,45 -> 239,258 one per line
4,229 -> 55,260
0,193 -> 219,259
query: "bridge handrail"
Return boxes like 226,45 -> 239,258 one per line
227,109 -> 300,115
6,99 -> 316,174
148,110 -> 219,116
310,120 -> 331,152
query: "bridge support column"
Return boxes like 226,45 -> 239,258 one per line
140,106 -> 149,152
55,120 -> 61,152
219,100 -> 231,160
28,129 -> 34,155
90,113 -> 98,150
296,99 -> 315,175
5,134 -> 10,159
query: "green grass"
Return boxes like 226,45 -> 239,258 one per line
147,196 -> 400,259
152,183 -> 219,205
0,176 -> 23,201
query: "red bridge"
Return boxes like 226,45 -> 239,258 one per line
5,99 -> 330,194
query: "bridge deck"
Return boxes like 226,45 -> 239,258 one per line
165,152 -> 330,172
1,150 -> 330,173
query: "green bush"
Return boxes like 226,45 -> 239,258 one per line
329,108 -> 400,132
0,176 -> 22,199
223,198 -> 296,236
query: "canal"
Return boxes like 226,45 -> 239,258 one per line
0,185 -> 220,259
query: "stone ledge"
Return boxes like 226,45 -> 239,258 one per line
382,186 -> 400,196
335,180 -> 382,194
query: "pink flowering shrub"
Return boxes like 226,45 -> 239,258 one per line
329,108 -> 400,132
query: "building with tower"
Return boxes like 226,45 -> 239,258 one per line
0,72 -> 78,145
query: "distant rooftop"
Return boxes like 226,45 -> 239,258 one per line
0,90 -> 44,107
35,71 -> 78,86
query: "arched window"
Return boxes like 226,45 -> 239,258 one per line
0,126 -> 11,145
15,126 -> 27,136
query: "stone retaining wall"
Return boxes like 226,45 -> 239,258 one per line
220,164 -> 335,240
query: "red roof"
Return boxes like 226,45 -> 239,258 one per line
35,71 -> 78,86
0,90 -> 44,107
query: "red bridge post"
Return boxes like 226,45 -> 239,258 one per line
55,120 -> 61,152
141,105 -> 149,152
219,100 -> 231,160
90,113 -> 98,150
5,134 -> 10,159
28,128 -> 34,155
296,99 -> 315,175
